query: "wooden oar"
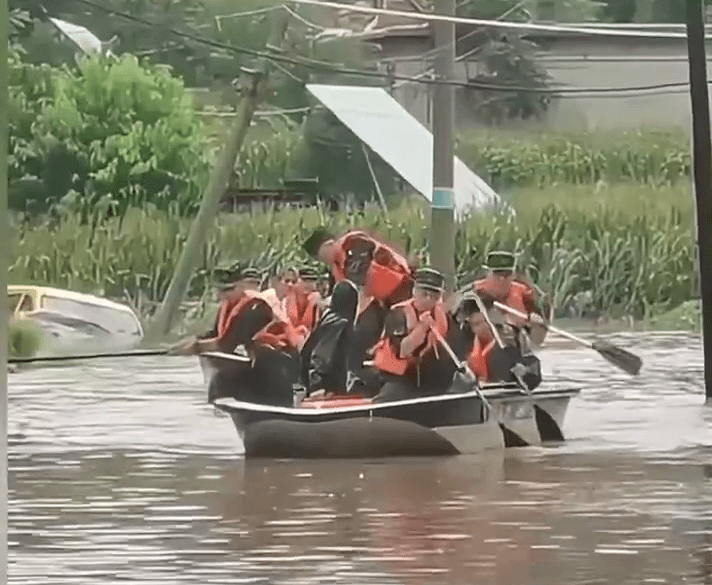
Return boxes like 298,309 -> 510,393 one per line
9,348 -> 253,365
9,348 -> 170,364
471,293 -> 530,393
492,301 -> 643,376
427,326 -> 496,419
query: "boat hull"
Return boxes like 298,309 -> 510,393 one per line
202,352 -> 581,460
213,389 -> 503,458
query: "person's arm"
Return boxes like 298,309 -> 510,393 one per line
195,299 -> 272,354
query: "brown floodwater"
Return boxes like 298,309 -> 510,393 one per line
8,332 -> 712,584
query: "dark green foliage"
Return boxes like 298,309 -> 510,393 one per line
462,33 -> 555,124
8,48 -> 211,217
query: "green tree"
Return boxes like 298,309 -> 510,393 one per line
9,49 -> 211,217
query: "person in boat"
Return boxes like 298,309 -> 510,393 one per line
171,271 -> 301,407
303,227 -> 418,394
200,266 -> 263,341
261,265 -> 298,314
299,279 -> 359,398
473,251 -> 550,348
370,267 -> 458,403
456,291 -> 543,391
302,226 -> 415,307
283,266 -> 323,344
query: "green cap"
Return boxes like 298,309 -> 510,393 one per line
485,251 -> 515,272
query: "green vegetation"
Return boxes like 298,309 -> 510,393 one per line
8,318 -> 43,358
644,300 -> 702,333
9,48 -> 212,217
9,183 -> 697,328
456,129 -> 691,189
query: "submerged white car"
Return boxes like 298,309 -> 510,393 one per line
8,285 -> 144,354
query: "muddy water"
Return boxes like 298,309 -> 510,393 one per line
8,332 -> 712,584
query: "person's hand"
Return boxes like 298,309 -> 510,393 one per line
529,313 -> 546,326
419,312 -> 435,329
168,338 -> 200,356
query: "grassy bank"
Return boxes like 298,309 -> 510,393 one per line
9,183 -> 697,327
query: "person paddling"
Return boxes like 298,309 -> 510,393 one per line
473,251 -> 549,347
200,266 -> 262,341
457,291 -> 542,391
370,268 -> 457,403
171,268 -> 301,407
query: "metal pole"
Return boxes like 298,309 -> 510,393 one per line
429,0 -> 456,292
145,9 -> 289,341
685,0 -> 712,403
0,0 -> 8,577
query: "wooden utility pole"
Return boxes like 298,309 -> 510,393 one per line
685,0 -> 712,403
145,8 -> 290,341
1,0 -> 8,577
429,0 -> 456,292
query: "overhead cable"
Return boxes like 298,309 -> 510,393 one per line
289,0 -> 710,40
64,0 -> 707,97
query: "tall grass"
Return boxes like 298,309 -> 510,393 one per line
9,183 -> 696,323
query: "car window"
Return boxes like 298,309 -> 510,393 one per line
40,296 -> 142,336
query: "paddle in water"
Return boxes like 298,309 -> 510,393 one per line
492,301 -> 643,376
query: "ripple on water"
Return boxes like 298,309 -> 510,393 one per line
9,333 -> 712,584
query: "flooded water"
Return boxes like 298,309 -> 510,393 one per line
8,332 -> 712,584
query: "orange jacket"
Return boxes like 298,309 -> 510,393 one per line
474,277 -> 535,327
283,289 -> 321,345
373,299 -> 449,376
467,336 -> 497,382
217,290 -> 298,351
330,230 -> 412,305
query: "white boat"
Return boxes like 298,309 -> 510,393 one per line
8,285 -> 144,355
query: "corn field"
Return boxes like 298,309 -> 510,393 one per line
9,183 -> 696,323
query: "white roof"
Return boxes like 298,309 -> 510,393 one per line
306,84 -> 502,216
48,17 -> 103,55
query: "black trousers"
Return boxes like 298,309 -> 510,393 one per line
208,345 -> 299,407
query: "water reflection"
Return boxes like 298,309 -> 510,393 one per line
8,332 -> 712,584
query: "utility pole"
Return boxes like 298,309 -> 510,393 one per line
0,0 -> 8,578
429,0 -> 456,292
685,0 -> 712,404
145,8 -> 290,342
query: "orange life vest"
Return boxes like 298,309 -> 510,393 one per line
372,299 -> 449,376
467,337 -> 496,382
331,230 -> 412,305
217,290 -> 298,351
284,290 -> 321,332
474,277 -> 535,327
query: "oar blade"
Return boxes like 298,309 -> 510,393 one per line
592,340 -> 643,376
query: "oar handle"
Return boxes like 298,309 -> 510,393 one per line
428,326 -> 462,368
472,293 -> 505,348
492,301 -> 594,349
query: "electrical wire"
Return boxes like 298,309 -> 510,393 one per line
64,0 -> 707,97
288,0 -> 710,40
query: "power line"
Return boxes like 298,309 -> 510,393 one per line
62,0 -> 707,97
289,0 -> 710,39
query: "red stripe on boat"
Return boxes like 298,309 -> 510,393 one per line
299,395 -> 372,409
